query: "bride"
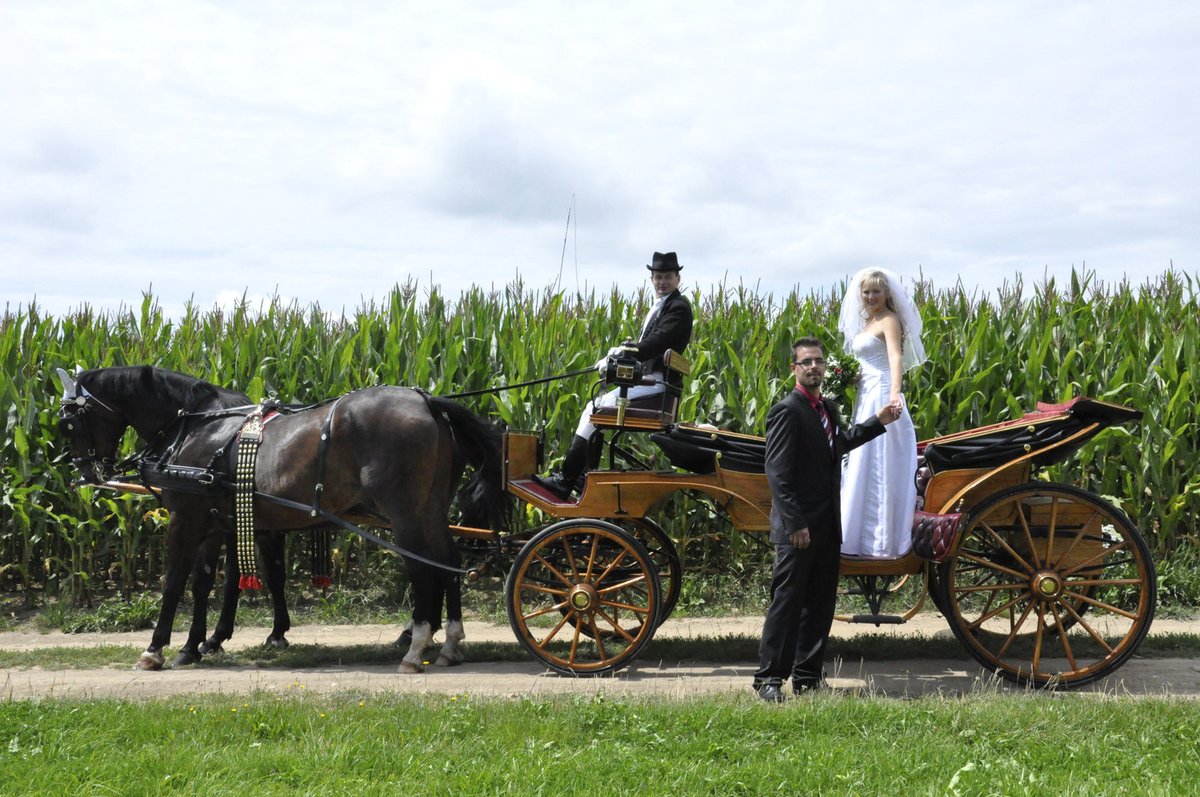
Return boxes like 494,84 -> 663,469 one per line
838,268 -> 927,557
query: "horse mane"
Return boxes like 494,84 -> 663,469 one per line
84,366 -> 250,411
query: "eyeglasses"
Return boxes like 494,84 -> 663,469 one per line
793,358 -> 827,368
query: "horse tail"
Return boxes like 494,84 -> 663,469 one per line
424,395 -> 511,531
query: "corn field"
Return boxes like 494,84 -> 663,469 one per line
2,268 -> 1197,604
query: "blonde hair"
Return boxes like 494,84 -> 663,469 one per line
860,270 -> 906,349
860,270 -> 897,314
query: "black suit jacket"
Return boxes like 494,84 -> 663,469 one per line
635,289 -> 693,375
765,389 -> 885,546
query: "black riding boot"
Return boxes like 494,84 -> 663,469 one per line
558,434 -> 593,488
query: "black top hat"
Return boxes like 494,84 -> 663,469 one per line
646,252 -> 682,272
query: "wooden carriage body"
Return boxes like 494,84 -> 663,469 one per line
499,390 -> 1156,686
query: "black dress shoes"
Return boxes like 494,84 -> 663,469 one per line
532,472 -> 576,501
792,679 -> 824,695
756,683 -> 785,703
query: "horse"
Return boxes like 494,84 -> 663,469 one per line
55,365 -> 505,672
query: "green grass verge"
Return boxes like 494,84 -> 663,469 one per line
5,633 -> 1200,672
2,693 -> 1199,795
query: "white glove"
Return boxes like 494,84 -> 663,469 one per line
595,346 -> 623,373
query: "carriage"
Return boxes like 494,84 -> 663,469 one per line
59,354 -> 1156,688
474,350 -> 1156,688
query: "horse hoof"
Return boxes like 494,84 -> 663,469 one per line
172,649 -> 202,668
198,641 -> 223,656
266,636 -> 290,650
398,660 -> 425,674
434,655 -> 463,668
134,651 -> 165,671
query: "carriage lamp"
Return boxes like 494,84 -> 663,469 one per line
603,342 -> 644,388
603,342 -> 644,427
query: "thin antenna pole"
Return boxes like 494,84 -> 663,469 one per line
556,202 -> 572,291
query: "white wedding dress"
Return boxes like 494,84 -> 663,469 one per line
840,332 -> 917,557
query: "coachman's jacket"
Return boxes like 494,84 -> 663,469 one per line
635,289 -> 693,375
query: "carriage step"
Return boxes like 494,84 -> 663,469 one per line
848,614 -> 905,626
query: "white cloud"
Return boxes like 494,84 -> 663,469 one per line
0,1 -> 1195,316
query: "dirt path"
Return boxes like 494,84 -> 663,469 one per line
4,616 -> 1199,700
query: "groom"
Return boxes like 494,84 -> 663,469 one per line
753,336 -> 901,701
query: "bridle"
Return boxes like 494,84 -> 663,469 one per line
57,375 -> 125,484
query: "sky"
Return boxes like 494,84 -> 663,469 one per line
2,1 -> 1196,317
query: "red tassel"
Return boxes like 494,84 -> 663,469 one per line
239,574 -> 263,591
311,575 -> 333,589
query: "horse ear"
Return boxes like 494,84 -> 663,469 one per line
137,365 -> 156,389
55,368 -> 76,398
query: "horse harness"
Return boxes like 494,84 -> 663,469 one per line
62,383 -> 475,580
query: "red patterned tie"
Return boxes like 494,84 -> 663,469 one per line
817,402 -> 834,450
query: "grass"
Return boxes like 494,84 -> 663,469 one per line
1,692 -> 1198,795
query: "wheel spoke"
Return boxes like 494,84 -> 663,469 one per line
600,599 -> 652,615
1052,509 -> 1101,565
568,618 -> 582,664
595,608 -> 637,642
584,534 -> 600,580
1031,602 -> 1046,675
1062,540 -> 1129,577
1015,507 -> 1043,570
533,552 -> 576,589
1064,577 -> 1142,588
534,612 -> 572,647
967,590 -> 1033,631
1062,588 -> 1139,621
521,600 -> 571,621
591,548 -> 629,586
561,537 -> 580,578
1045,496 -> 1060,564
980,520 -> 1036,573
597,573 -> 648,595
960,551 -> 1028,581
1060,600 -> 1115,654
591,617 -> 608,660
954,581 -> 1028,594
996,600 -> 1035,658
519,582 -> 569,598
1049,603 -> 1078,671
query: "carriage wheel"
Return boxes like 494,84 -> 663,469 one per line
938,483 -> 1155,688
622,518 -> 682,628
505,519 -> 662,676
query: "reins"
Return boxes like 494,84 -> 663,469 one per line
440,366 -> 598,399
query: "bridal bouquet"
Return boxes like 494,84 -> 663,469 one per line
822,352 -> 860,416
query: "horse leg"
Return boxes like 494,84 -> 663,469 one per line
137,522 -> 200,670
435,540 -> 465,666
399,561 -> 435,673
262,533 -> 291,648
173,539 -> 220,667
201,533 -> 241,655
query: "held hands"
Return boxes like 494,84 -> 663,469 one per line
875,395 -> 904,426
788,528 -> 811,549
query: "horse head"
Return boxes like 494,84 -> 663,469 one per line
55,366 -> 130,484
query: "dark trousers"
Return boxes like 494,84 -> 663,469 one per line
753,539 -> 839,688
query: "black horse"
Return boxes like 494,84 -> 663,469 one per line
55,366 -> 504,672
